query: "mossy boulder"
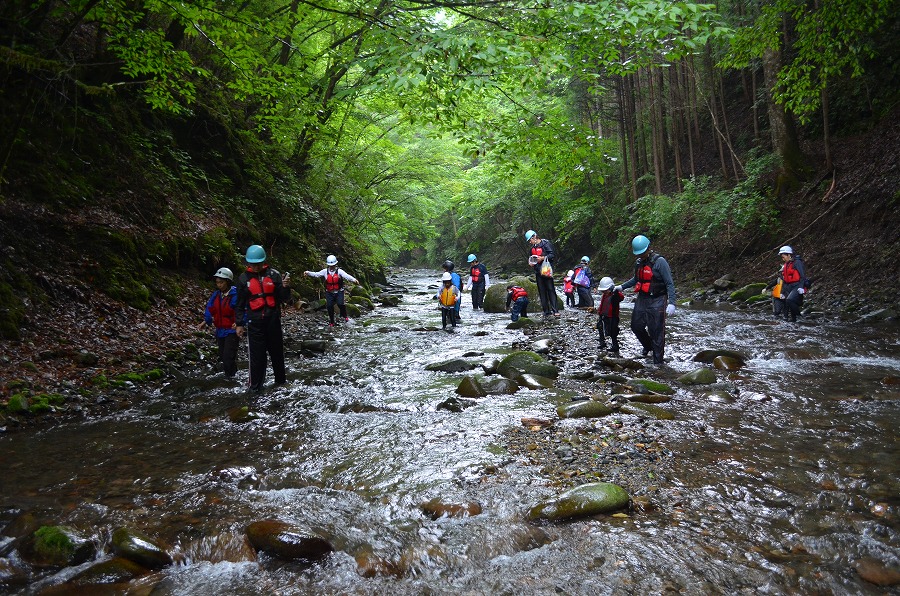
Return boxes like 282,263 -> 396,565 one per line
481,377 -> 519,395
629,378 -> 675,395
344,303 -> 362,318
246,520 -> 335,561
111,527 -> 173,570
379,294 -> 402,307
456,375 -> 487,398
426,358 -> 478,373
619,402 -> 675,420
348,295 -> 375,311
507,317 -> 537,329
527,482 -> 630,521
728,283 -> 767,302
557,400 -> 614,419
23,525 -> 96,566
678,368 -> 717,385
496,351 -> 559,380
6,393 -> 29,414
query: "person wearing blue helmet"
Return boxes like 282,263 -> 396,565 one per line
235,244 -> 291,391
618,235 -> 676,365
525,230 -> 559,317
465,254 -> 489,310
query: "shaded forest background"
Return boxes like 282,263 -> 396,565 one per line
0,0 -> 898,355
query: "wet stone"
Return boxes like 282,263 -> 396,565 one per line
527,482 -> 630,521
111,527 -> 173,570
456,376 -> 487,398
557,400 -> 614,419
425,358 -> 478,373
692,349 -> 748,365
619,403 -> 675,420
678,368 -> 717,385
481,377 -> 519,395
246,520 -> 334,561
420,498 -> 483,519
67,556 -> 149,586
437,396 -> 478,412
713,355 -> 744,370
519,374 -> 555,390
854,556 -> 900,586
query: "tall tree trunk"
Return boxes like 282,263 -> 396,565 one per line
648,68 -> 663,194
822,85 -> 832,172
763,46 -> 805,192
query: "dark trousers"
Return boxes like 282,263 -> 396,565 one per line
247,315 -> 286,390
510,297 -> 529,321
565,292 -> 575,307
326,290 -> 347,324
535,273 -> 558,315
576,286 -> 593,307
631,294 -> 667,364
783,286 -> 804,322
440,306 -> 456,328
598,315 -> 620,351
471,282 -> 486,309
217,333 -> 238,377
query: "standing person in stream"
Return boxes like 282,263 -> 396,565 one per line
617,235 -> 676,366
436,272 -> 460,330
304,255 -> 359,327
198,267 -> 239,377
572,256 -> 594,307
776,245 -> 809,322
441,259 -> 463,324
524,230 -> 559,318
465,254 -> 489,311
596,276 -> 625,353
235,245 -> 291,392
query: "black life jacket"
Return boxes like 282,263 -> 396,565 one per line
210,289 -> 236,329
633,254 -> 667,296
325,269 -> 343,292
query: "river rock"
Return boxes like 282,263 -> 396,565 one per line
557,400 -> 614,419
111,527 -> 173,570
497,351 -> 559,379
246,520 -> 334,561
624,393 -> 671,404
619,402 -> 675,420
596,373 -> 628,383
527,482 -> 630,521
481,358 -> 500,374
354,544 -> 404,578
300,339 -> 329,353
728,283 -> 767,302
425,358 -> 478,373
678,368 -> 717,385
20,525 -> 96,567
507,318 -> 537,329
456,376 -> 487,398
692,349 -> 748,364
854,556 -> 900,586
484,276 -> 537,313
481,377 -> 519,395
379,294 -> 402,307
344,303 -> 361,318
598,357 -> 644,371
348,295 -> 375,311
705,390 -> 735,403
712,274 -> 735,290
713,355 -> 744,370
531,339 -> 552,354
420,498 -> 482,519
629,378 -> 675,394
437,396 -> 478,412
518,374 -> 555,390
856,308 -> 897,323
67,556 -> 149,585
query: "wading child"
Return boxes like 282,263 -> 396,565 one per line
596,276 -> 624,352
436,272 -> 460,330
198,267 -> 239,377
563,270 -> 576,307
505,284 -> 530,322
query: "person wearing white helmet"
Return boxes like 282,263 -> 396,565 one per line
618,235 -> 676,365
776,245 -> 809,322
304,255 -> 359,327
563,269 -> 576,307
435,271 -> 460,330
465,254 -> 490,311
235,245 -> 292,391
198,267 -> 239,377
524,230 -> 559,317
596,276 -> 625,352
572,256 -> 594,307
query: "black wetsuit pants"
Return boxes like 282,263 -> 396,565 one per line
247,314 -> 286,390
631,294 -> 667,364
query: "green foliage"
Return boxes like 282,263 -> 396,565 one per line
112,369 -> 163,386
6,393 -> 29,414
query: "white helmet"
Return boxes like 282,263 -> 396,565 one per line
326,255 -> 338,266
598,276 -> 614,291
778,246 -> 793,255
213,267 -> 233,281
441,272 -> 452,281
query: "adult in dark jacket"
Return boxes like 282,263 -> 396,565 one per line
776,245 -> 808,322
466,254 -> 489,310
572,256 -> 594,307
235,245 -> 291,391
618,235 -> 676,365
525,230 -> 559,317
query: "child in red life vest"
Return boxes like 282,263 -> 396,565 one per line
436,272 -> 460,329
596,276 -> 624,352
304,255 -> 359,326
198,267 -> 239,377
505,284 -> 530,321
563,270 -> 575,307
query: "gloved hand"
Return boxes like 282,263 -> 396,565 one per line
666,304 -> 676,316
797,288 -> 805,294
614,285 -> 623,292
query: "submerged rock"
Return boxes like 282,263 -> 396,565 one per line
629,378 -> 675,395
678,368 -> 717,385
692,349 -> 748,364
420,499 -> 482,519
67,556 -> 149,585
246,520 -> 334,561
619,402 -> 675,420
437,396 -> 478,412
854,556 -> 900,586
425,358 -> 478,373
713,355 -> 744,370
20,525 -> 96,567
456,376 -> 487,398
111,527 -> 173,570
527,482 -> 630,521
496,351 -> 559,379
557,400 -> 614,419
481,377 -> 519,395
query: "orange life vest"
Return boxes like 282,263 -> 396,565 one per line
439,287 -> 457,306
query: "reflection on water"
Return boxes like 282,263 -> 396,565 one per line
1,269 -> 898,594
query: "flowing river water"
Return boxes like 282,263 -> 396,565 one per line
1,269 -> 899,595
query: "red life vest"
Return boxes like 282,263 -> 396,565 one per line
530,246 -> 544,257
510,286 -> 527,301
326,270 -> 342,292
781,260 -> 801,284
470,266 -> 482,283
210,290 -> 236,329
633,254 -> 666,296
247,270 -> 277,311
598,292 -> 621,318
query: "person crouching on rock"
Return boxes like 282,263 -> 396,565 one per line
436,272 -> 460,330
505,284 -> 530,322
304,255 -> 359,327
198,267 -> 239,377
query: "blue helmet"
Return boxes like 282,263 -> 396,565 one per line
467,254 -> 477,263
631,235 -> 650,255
580,256 -> 590,264
524,230 -> 536,241
245,244 -> 267,263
